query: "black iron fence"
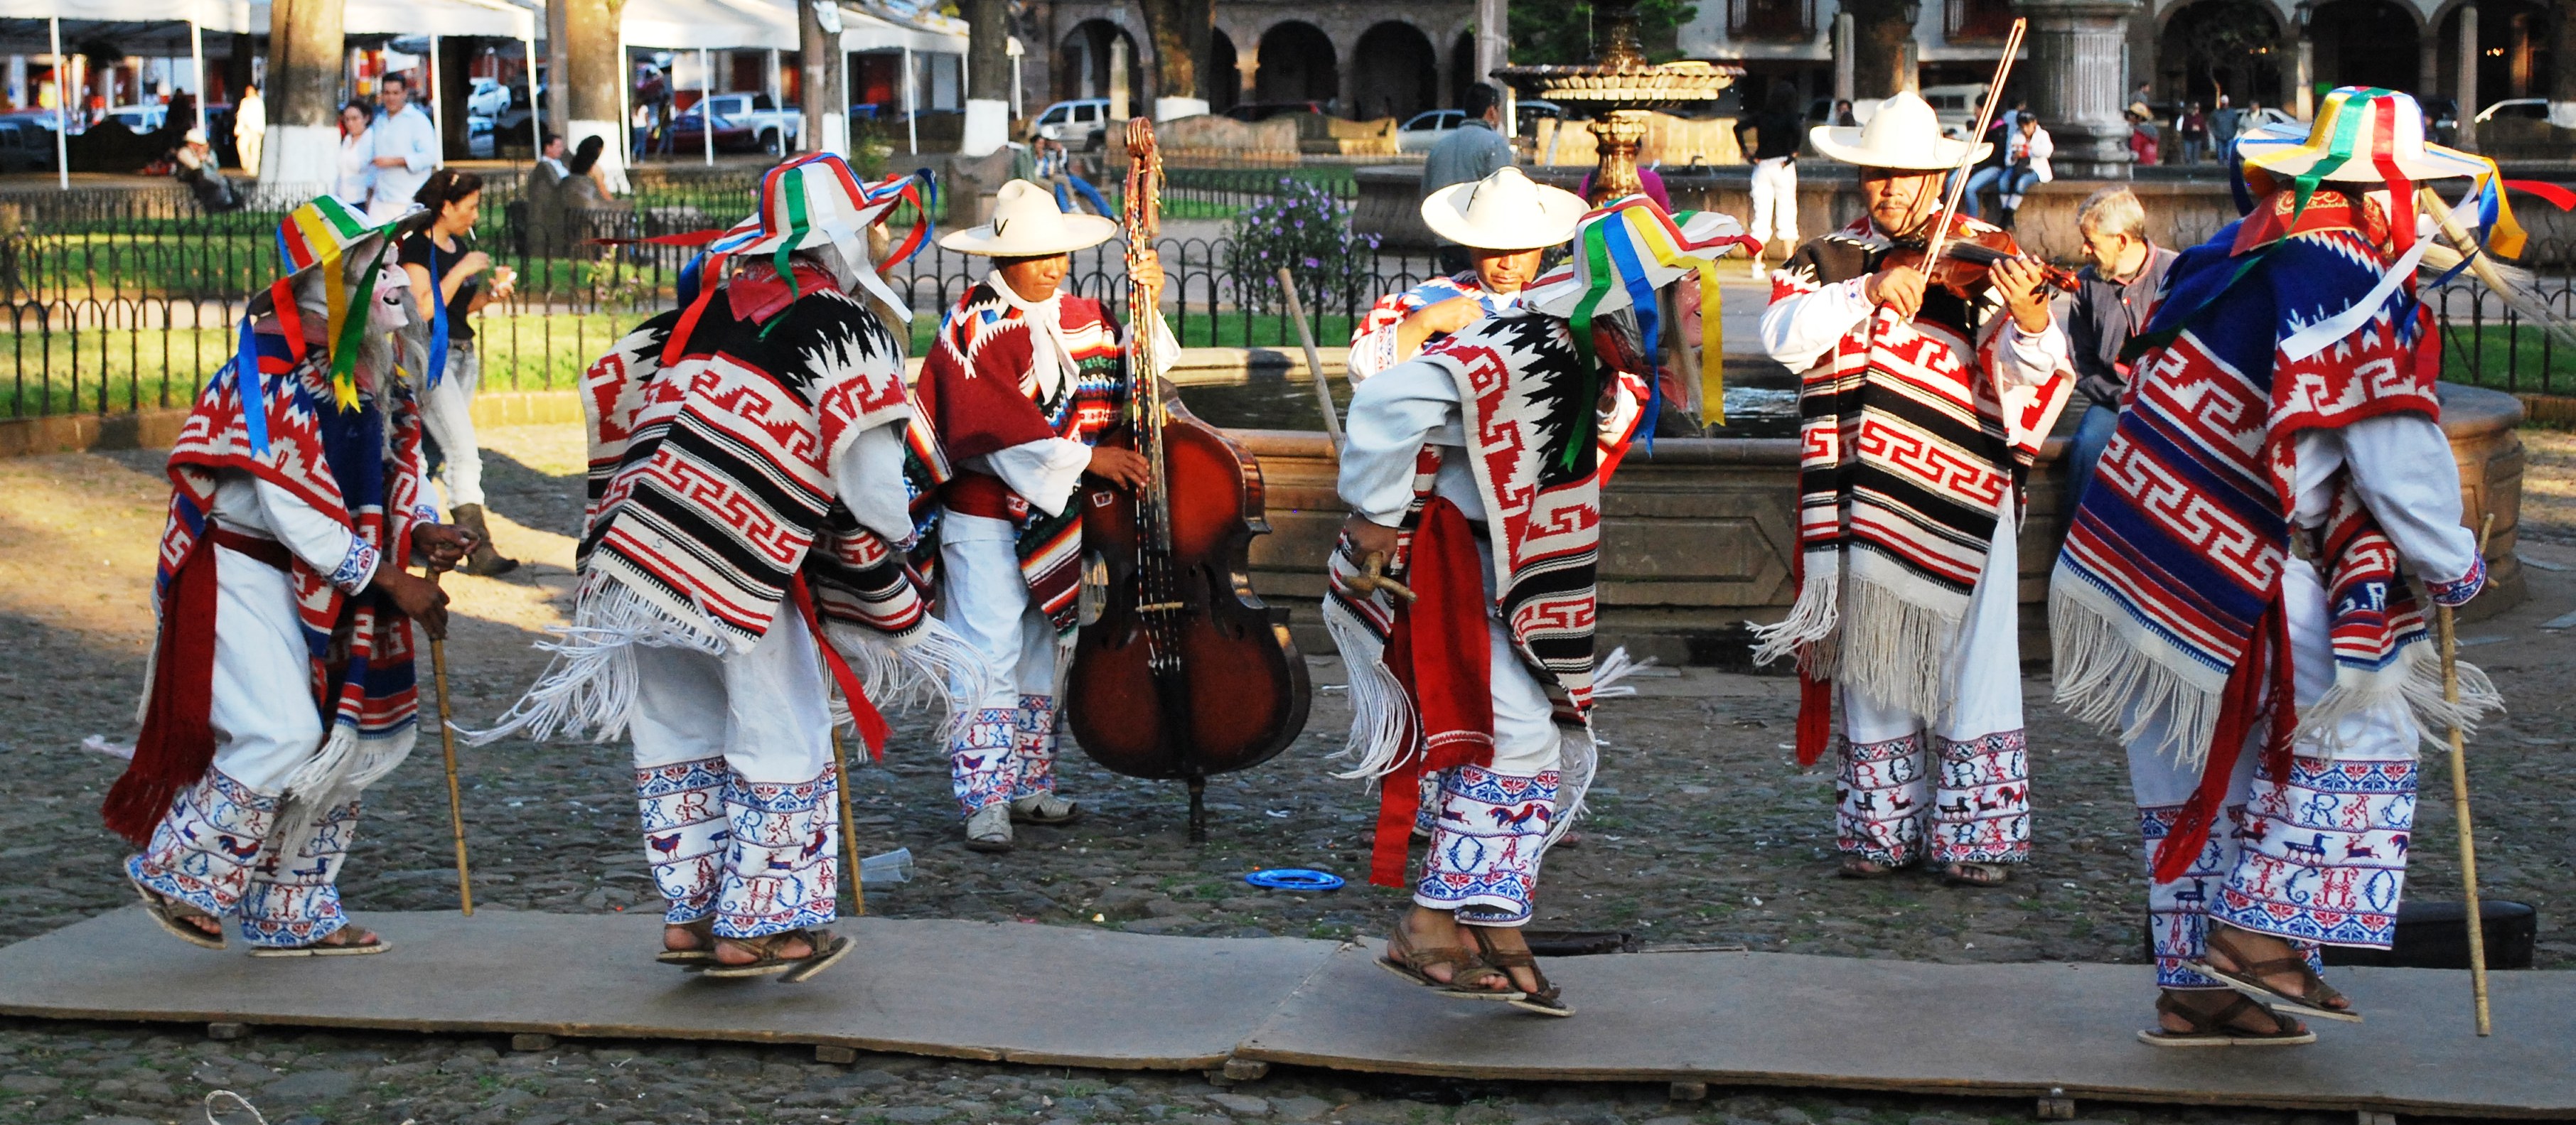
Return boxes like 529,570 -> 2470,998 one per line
5,176 -> 2572,421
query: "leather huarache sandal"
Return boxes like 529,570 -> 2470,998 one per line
658,920 -> 717,966
702,929 -> 853,983
2135,991 -> 2315,1048
249,928 -> 391,958
1838,856 -> 1906,879
1942,861 -> 2011,888
2186,927 -> 2363,1024
1009,792 -> 1084,826
1377,923 -> 1522,1001
1466,927 -> 1574,1018
129,876 -> 225,950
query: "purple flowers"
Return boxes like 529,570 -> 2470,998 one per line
1226,176 -> 1374,314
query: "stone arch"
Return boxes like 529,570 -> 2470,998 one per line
1211,29 -> 1241,114
1351,21 -> 1439,121
2156,0 -> 2287,107
1255,20 -> 1338,109
2432,0 -> 2556,105
1056,18 -> 1147,107
2308,0 -> 2424,93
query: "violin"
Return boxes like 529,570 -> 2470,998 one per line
1062,118 -> 1313,843
1879,225 -> 2081,302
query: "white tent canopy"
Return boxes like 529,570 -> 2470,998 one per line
837,4 -> 962,53
0,0 -> 250,32
247,0 -> 533,40
622,0 -> 793,51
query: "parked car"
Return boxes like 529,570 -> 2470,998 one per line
1034,97 -> 1112,147
466,114 -> 495,158
699,92 -> 800,155
105,103 -> 166,134
1514,97 -> 1565,133
468,77 -> 512,119
0,118 -> 55,172
2474,97 -> 2550,124
660,108 -> 761,154
1222,100 -> 1325,124
1396,108 -> 1466,152
1916,84 -> 1991,134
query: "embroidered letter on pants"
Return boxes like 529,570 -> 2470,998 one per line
714,765 -> 842,939
1011,694 -> 1059,798
638,756 -> 730,925
2209,753 -> 2416,949
948,706 -> 1021,814
1838,731 -> 2030,865
1415,765 -> 1560,925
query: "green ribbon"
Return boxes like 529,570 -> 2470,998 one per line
764,167 -> 811,338
1560,220 -> 1619,472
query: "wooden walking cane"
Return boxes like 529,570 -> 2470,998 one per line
2436,512 -> 2496,1035
1276,267 -> 1344,454
829,718 -> 866,917
424,568 -> 473,916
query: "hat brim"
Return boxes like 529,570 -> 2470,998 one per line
936,212 -> 1120,257
2240,136 -> 2490,182
1420,178 -> 1589,250
1810,124 -> 1989,171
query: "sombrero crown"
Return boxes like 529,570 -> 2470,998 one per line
2236,87 -> 2486,183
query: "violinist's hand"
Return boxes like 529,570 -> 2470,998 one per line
1864,264 -> 1927,321
1086,446 -> 1153,491
1131,248 -> 1166,300
1990,254 -> 2055,334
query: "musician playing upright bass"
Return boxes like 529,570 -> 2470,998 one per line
1751,90 -> 2074,889
911,179 -> 1179,853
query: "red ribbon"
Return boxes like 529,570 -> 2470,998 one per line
102,532 -> 225,844
787,574 -> 891,759
2151,591 -> 2297,883
2502,179 -> 2576,212
1368,498 -> 1493,890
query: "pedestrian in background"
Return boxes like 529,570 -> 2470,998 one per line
2057,186 -> 2173,498
2209,94 -> 2240,156
2126,102 -> 2161,166
233,82 -> 265,176
1420,83 -> 1515,276
366,74 -> 439,223
2179,102 -> 2209,163
1738,79 -> 1803,278
334,100 -> 377,208
399,167 -> 520,577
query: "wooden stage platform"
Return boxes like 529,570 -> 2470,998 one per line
2,909 -> 2570,1119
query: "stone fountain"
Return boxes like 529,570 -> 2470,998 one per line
1493,0 -> 1742,203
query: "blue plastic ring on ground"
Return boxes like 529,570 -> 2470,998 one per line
1245,868 -> 1344,892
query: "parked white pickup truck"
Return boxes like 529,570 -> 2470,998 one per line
700,92 -> 801,155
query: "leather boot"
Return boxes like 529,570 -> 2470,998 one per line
450,503 -> 519,577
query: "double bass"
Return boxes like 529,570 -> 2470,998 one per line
1063,119 -> 1312,841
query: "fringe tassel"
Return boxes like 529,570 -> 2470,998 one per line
2297,641 -> 2506,757
1833,575 -> 1964,725
1321,596 -> 1417,781
1750,549 -> 1839,669
2049,586 -> 2225,770
274,723 -> 414,843
1589,646 -> 1651,699
459,579 -> 731,746
820,615 -> 993,744
1542,722 -> 1597,852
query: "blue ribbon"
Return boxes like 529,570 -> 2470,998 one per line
1601,222 -> 1665,452
425,275 -> 449,390
233,316 -> 269,456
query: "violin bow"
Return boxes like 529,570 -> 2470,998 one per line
1918,17 -> 2029,280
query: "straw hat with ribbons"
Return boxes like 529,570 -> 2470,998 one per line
232,195 -> 422,453
641,156 -> 932,365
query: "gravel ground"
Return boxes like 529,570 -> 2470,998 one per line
0,423 -> 2569,1125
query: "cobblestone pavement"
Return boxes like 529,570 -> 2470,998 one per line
0,425 -> 2567,1125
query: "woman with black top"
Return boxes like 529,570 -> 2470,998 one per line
400,167 -> 520,576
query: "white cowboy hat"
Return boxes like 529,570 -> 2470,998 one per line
1420,167 -> 1589,251
1810,92 -> 1990,171
2236,87 -> 2488,183
938,179 -> 1120,257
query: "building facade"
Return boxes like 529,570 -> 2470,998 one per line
1021,0 -> 1483,121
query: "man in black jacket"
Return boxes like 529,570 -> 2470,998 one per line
2059,186 -> 2175,497
1736,80 -> 1805,277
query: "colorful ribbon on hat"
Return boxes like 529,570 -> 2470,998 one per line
1560,195 -> 1763,469
233,198 -> 393,453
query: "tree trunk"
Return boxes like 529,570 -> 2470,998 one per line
263,0 -> 343,188
1135,0 -> 1213,119
796,0 -> 847,156
961,0 -> 1011,154
564,0 -> 630,190
1842,0 -> 1919,98
2556,0 -> 2576,102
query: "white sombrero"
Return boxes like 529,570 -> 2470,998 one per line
938,179 -> 1120,257
1810,92 -> 1990,171
1420,167 -> 1589,251
2234,87 -> 2488,183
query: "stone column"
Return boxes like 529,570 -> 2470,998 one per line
2455,3 -> 2479,148
2020,0 -> 2141,178
1476,0 -> 1510,130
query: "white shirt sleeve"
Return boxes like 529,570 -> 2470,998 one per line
975,439 -> 1096,519
1346,321 -> 1403,382
2315,414 -> 2479,586
832,421 -> 923,543
1337,358 -> 1464,527
401,111 -> 439,173
1760,278 -> 1873,372
255,477 -> 378,593
1998,318 -> 2071,387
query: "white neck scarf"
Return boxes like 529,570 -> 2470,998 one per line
987,268 -> 1080,402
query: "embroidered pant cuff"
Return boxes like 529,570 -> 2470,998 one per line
235,797 -> 362,947
1009,694 -> 1060,799
2208,754 -> 2417,950
949,706 -> 1022,816
127,765 -> 282,920
711,766 -> 841,940
1413,765 -> 1559,926
637,755 -> 731,925
1929,730 -> 2032,865
1836,733 -> 1928,865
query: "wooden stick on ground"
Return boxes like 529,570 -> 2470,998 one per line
830,721 -> 865,917
426,572 -> 473,917
1276,267 -> 1344,454
2437,512 -> 2496,1035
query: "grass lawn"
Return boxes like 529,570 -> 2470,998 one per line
2443,323 -> 2576,396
